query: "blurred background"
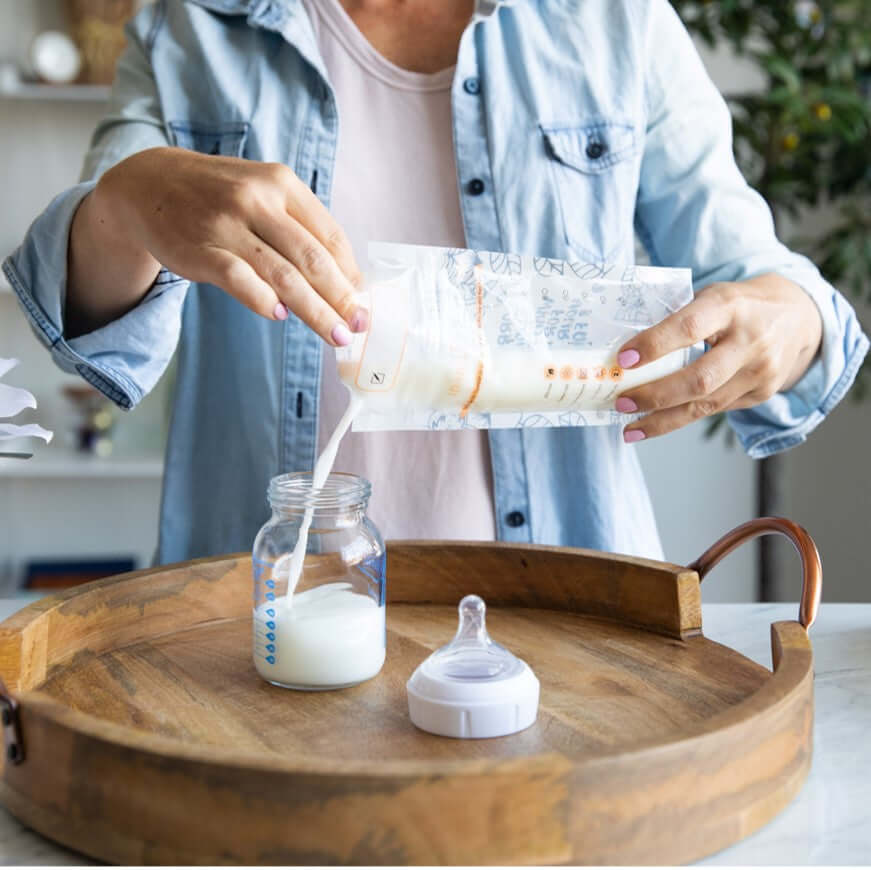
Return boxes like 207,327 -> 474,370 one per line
0,0 -> 868,602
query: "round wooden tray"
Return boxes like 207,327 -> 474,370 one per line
0,518 -> 820,865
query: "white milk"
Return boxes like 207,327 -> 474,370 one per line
340,346 -> 687,416
254,582 -> 385,688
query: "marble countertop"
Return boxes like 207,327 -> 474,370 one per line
0,599 -> 868,865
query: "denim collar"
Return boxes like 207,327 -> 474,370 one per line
187,0 -> 512,28
187,0 -> 296,31
186,0 -> 511,83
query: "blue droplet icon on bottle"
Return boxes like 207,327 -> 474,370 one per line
266,655 -> 276,665
266,579 -> 275,589
267,632 -> 275,641
266,644 -> 275,653
266,608 -> 275,617
266,592 -> 275,601
266,621 -> 275,630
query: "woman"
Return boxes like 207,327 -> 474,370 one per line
3,0 -> 867,563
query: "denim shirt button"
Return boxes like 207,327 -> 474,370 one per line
506,510 -> 526,528
586,141 -> 607,160
463,76 -> 481,95
467,178 -> 486,196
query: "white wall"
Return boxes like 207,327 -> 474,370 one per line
776,301 -> 871,603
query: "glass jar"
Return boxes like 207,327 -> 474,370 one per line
252,472 -> 386,690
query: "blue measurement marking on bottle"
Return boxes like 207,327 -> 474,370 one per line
253,553 -> 281,669
253,627 -> 279,665
253,556 -> 279,607
253,579 -> 280,665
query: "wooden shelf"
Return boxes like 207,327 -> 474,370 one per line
0,446 -> 163,479
0,83 -> 110,102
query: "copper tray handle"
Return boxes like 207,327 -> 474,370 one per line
688,517 -> 822,630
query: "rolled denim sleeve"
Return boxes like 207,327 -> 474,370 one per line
634,0 -> 869,458
0,4 -> 188,410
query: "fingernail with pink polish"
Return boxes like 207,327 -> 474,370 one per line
274,302 -> 289,321
349,307 -> 370,333
615,397 -> 638,413
618,349 -> 641,368
332,323 -> 353,346
624,429 -> 646,444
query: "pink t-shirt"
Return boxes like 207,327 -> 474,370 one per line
303,0 -> 496,541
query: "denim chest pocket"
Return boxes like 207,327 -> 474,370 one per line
541,121 -> 639,264
167,121 -> 250,157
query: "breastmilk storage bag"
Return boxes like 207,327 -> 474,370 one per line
336,243 -> 696,431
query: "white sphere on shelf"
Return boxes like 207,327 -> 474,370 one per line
29,31 -> 82,85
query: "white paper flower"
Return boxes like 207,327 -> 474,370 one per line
0,358 -> 53,444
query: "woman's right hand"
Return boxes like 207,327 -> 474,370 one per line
85,147 -> 367,345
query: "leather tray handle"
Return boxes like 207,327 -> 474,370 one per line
688,516 -> 822,630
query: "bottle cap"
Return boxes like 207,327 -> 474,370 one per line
406,594 -> 539,739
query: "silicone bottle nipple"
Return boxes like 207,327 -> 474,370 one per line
427,595 -> 520,681
406,594 -> 541,738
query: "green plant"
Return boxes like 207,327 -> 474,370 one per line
672,0 -> 871,409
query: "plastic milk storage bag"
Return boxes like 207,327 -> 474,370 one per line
337,243 -> 696,431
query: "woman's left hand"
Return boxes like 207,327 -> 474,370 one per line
615,274 -> 823,443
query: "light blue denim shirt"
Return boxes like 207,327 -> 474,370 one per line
4,0 -> 868,565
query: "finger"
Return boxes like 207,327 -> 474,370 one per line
284,179 -> 363,290
622,372 -> 754,443
259,162 -> 363,289
241,233 -> 355,346
254,214 -> 368,333
616,286 -> 732,368
205,249 -> 288,322
615,340 -> 746,414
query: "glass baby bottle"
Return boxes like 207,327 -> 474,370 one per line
252,472 -> 386,690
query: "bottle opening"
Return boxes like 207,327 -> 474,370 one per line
268,471 -> 372,514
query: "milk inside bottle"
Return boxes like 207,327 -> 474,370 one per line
337,242 -> 698,432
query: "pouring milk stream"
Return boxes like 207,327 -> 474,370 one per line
280,392 -> 363,607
